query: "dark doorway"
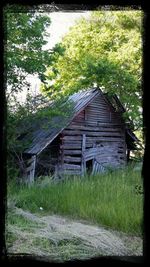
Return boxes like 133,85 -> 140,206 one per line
86,159 -> 93,175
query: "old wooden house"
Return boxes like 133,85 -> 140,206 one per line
19,87 -> 138,183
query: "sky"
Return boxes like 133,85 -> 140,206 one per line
44,12 -> 90,50
19,11 -> 90,102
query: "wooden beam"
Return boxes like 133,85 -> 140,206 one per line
63,150 -> 81,155
62,132 -> 124,140
25,155 -> 36,185
62,131 -> 124,139
61,136 -> 82,141
62,141 -> 82,145
81,134 -> 86,176
64,156 -> 81,163
63,164 -> 81,170
66,124 -> 123,131
63,170 -> 81,175
61,144 -> 82,149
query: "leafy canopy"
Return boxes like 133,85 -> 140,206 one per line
4,5 -> 52,100
41,10 -> 142,128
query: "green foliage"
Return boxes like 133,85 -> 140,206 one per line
8,166 -> 143,235
41,10 -> 142,128
7,92 -> 74,180
4,5 -> 52,98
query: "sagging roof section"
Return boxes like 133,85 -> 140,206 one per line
24,87 -> 100,155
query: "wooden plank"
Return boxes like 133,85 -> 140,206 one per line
72,119 -> 84,123
87,142 -> 124,148
63,150 -> 81,155
85,109 -> 110,114
62,131 -> 124,139
28,155 -> 36,184
103,161 -> 123,166
85,143 -> 93,148
83,146 -> 122,161
88,101 -> 108,106
96,156 -> 120,162
95,150 -> 121,156
87,137 -> 123,142
63,164 -> 81,170
63,170 -> 81,175
61,136 -> 82,141
86,111 -> 110,116
64,156 -> 81,163
74,98 -> 90,112
84,147 -> 99,161
62,141 -> 82,145
87,107 -> 109,112
61,144 -> 82,149
92,161 -> 105,174
87,136 -> 124,141
72,110 -> 85,120
86,117 -> 109,121
86,132 -> 124,137
86,103 -> 109,108
62,130 -> 82,136
81,134 -> 86,176
66,125 -> 123,131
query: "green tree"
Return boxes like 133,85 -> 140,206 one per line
4,5 -> 52,101
4,5 -> 53,179
41,10 -> 142,129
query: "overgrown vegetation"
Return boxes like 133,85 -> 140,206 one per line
5,8 -> 143,260
5,8 -> 144,183
7,93 -> 74,181
8,165 -> 143,236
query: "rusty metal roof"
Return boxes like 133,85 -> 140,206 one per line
23,87 -> 100,155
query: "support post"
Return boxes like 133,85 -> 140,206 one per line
81,134 -> 86,176
26,155 -> 36,185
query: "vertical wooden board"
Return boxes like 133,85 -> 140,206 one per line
31,155 -> 36,183
25,155 -> 36,184
81,134 -> 86,176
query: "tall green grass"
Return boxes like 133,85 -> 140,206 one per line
8,166 -> 143,235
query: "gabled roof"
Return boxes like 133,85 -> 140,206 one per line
20,87 -> 138,155
23,87 -> 100,155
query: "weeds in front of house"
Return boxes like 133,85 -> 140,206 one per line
7,165 -> 143,236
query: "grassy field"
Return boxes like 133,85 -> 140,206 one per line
7,165 -> 143,236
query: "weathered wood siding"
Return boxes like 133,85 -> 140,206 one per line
60,94 -> 126,175
72,110 -> 85,125
84,94 -> 122,125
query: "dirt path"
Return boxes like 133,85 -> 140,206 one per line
7,208 -> 143,261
